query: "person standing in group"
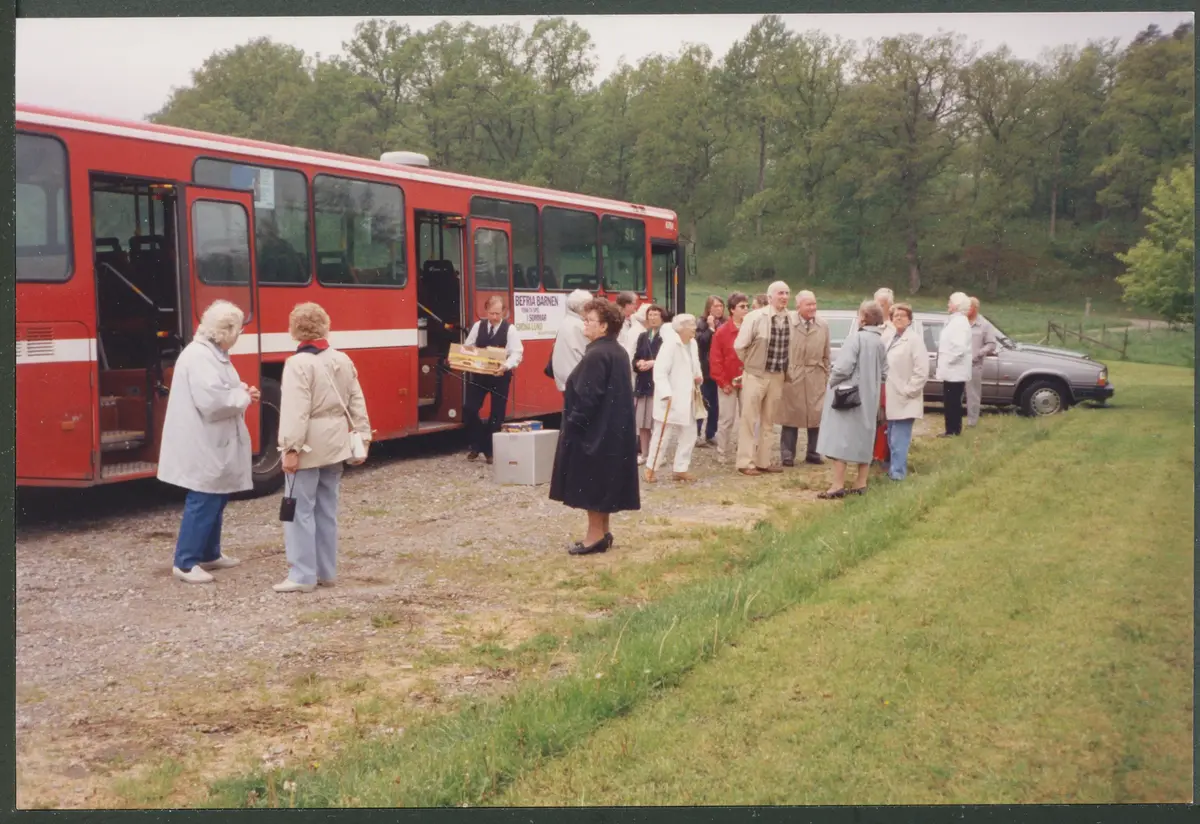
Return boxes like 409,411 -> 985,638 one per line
883,303 -> 928,481
616,291 -> 644,368
733,281 -> 791,476
632,304 -> 666,465
751,294 -> 769,310
966,296 -> 999,427
694,295 -> 726,448
779,290 -> 830,467
158,300 -> 259,584
709,292 -> 749,463
552,289 -> 593,391
645,314 -> 704,483
549,298 -> 640,556
274,302 -> 371,593
936,291 -> 974,437
462,295 -> 524,465
873,287 -> 896,466
816,300 -> 888,498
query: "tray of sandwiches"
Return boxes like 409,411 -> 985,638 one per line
448,342 -> 508,375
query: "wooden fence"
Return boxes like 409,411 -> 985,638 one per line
1043,320 -> 1129,359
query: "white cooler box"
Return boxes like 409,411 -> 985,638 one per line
492,429 -> 560,485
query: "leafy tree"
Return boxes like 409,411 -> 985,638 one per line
1116,164 -> 1195,322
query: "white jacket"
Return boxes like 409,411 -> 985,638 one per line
885,327 -> 929,420
157,338 -> 253,494
551,310 -> 589,391
652,330 -> 704,425
618,311 -> 645,365
935,312 -> 973,382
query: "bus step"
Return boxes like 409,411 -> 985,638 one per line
100,429 -> 146,452
100,395 -> 120,407
101,460 -> 157,480
417,397 -> 437,408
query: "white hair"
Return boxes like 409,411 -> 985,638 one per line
767,281 -> 790,298
566,288 -> 592,313
795,290 -> 816,303
874,288 -> 894,304
671,313 -> 697,332
949,291 -> 972,313
195,300 -> 244,349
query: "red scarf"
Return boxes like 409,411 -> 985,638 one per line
297,338 -> 330,355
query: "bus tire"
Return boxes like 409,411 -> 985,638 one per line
249,377 -> 285,497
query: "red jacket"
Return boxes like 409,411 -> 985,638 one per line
708,320 -> 745,390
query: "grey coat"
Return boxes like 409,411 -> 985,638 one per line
815,326 -> 888,464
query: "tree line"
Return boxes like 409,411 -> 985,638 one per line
151,15 -> 1194,311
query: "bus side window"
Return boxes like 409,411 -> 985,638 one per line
16,132 -> 72,282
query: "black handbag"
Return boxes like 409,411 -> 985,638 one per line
279,471 -> 297,522
831,384 -> 861,410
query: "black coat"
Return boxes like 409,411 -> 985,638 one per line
695,317 -> 724,382
549,336 -> 641,514
632,331 -> 663,397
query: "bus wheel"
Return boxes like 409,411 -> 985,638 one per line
250,377 -> 285,497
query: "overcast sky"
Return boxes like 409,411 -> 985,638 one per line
16,11 -> 1195,121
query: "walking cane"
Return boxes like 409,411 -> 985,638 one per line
646,396 -> 672,482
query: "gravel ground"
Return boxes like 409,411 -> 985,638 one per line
16,418 -> 938,809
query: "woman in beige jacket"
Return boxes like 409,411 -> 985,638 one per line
883,303 -> 928,482
274,302 -> 371,593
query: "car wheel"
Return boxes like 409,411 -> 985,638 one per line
1019,379 -> 1066,417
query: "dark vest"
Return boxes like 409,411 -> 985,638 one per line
476,320 -> 510,350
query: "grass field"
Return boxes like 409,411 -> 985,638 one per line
684,282 -> 1195,368
209,360 -> 1193,807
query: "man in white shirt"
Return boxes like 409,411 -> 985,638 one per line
935,291 -> 973,437
615,291 -> 643,367
552,289 -> 592,391
463,295 -> 524,465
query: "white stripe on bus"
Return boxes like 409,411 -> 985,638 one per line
17,330 -> 423,364
18,110 -> 678,221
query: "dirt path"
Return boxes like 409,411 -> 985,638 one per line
16,417 -> 939,809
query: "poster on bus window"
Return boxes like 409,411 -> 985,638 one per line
512,291 -> 566,340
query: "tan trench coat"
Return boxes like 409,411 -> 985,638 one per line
778,314 -> 831,429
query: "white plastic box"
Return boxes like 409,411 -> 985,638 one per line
492,429 -> 560,485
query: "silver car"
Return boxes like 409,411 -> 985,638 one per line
822,309 -> 1114,416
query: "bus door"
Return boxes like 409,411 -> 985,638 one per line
651,239 -> 680,314
465,217 -> 514,418
181,186 -> 263,455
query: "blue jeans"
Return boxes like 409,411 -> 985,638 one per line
697,378 -> 719,440
886,419 -> 915,481
284,464 -> 344,586
173,490 -> 229,571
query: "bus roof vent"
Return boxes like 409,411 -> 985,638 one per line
380,151 -> 431,167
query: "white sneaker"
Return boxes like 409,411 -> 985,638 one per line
173,566 -> 214,584
637,455 -> 645,466
199,555 -> 241,571
273,579 -> 316,593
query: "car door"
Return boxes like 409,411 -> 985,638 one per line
979,315 -> 1005,403
922,321 -> 944,400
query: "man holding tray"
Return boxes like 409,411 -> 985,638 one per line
461,295 -> 525,465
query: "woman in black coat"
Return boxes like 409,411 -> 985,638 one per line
550,298 -> 641,556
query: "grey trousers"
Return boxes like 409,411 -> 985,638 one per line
284,463 -> 344,586
967,365 -> 984,426
780,426 -> 820,463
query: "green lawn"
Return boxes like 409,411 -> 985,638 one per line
209,361 -> 1193,807
498,361 -> 1194,805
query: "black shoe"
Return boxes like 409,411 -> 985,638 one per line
485,455 -> 493,465
805,454 -> 824,465
568,534 -> 612,556
782,459 -> 795,467
467,450 -> 480,461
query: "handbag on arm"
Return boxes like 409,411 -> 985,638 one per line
324,359 -> 369,462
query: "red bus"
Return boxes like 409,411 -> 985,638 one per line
15,104 -> 686,495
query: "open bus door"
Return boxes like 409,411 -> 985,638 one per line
180,186 -> 263,456
465,217 -> 514,419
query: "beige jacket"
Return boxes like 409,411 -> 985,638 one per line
884,327 -> 929,420
733,305 -> 790,378
778,314 -> 831,429
278,347 -> 371,470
